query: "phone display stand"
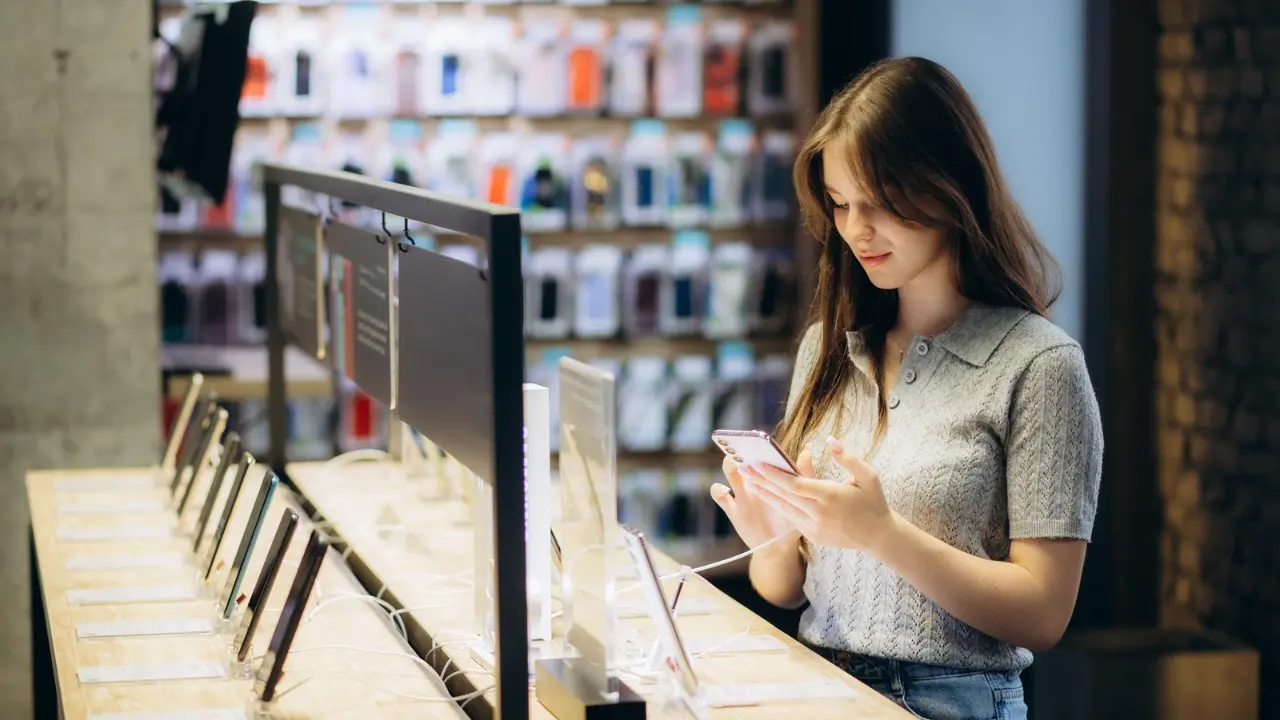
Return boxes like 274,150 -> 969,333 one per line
222,637 -> 256,681
247,697 -> 283,720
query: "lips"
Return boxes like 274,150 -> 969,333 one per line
857,252 -> 891,269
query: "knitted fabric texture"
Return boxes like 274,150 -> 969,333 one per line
791,303 -> 1103,671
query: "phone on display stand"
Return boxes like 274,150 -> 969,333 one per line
710,429 -> 799,475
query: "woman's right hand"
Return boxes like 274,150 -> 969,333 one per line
710,448 -> 811,549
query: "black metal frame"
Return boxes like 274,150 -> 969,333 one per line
261,162 -> 528,720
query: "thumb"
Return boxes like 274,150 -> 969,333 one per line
710,482 -> 736,507
825,435 -> 879,487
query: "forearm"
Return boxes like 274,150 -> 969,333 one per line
748,534 -> 807,610
873,513 -> 1064,651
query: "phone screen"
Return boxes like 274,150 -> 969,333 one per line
204,455 -> 254,581
193,433 -> 240,553
235,510 -> 299,662
170,399 -> 213,494
218,473 -> 278,619
176,410 -> 225,516
255,531 -> 327,703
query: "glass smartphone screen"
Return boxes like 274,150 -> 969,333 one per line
217,472 -> 278,619
176,409 -> 226,516
235,510 -> 299,662
170,399 -> 213,494
204,454 -> 255,581
255,531 -> 327,703
192,433 -> 240,553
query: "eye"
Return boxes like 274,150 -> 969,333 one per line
829,198 -> 849,211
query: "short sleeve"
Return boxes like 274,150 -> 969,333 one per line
785,323 -> 823,418
1006,343 -> 1103,541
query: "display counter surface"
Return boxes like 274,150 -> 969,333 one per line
288,461 -> 911,720
28,466 -> 468,720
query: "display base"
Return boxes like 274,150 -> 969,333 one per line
535,658 -> 647,720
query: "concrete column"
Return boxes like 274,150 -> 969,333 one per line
0,1 -> 159,714
1155,0 -> 1280,714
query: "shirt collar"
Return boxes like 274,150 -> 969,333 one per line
844,303 -> 1030,372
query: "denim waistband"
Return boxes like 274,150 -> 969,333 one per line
803,644 -> 1021,684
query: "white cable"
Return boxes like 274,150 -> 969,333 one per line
375,571 -> 472,602
689,622 -> 753,659
273,669 -> 493,704
323,449 -> 390,468
664,530 -> 792,579
287,643 -> 435,674
305,594 -> 406,640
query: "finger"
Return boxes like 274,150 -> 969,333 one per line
753,464 -> 828,500
725,469 -> 749,498
753,489 -> 814,527
826,435 -> 879,487
751,478 -> 820,519
710,482 -> 735,506
721,454 -> 740,479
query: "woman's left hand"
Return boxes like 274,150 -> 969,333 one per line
741,435 -> 899,554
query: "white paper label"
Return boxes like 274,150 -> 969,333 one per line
76,618 -> 216,640
77,661 -> 227,685
58,526 -> 172,542
67,584 -> 199,606
684,634 -> 788,655
57,499 -> 166,515
64,554 -> 187,571
617,596 -> 718,619
700,680 -> 858,708
55,477 -> 155,492
89,711 -> 245,720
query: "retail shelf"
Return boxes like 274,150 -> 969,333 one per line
161,343 -> 331,401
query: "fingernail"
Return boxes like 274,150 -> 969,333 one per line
826,435 -> 844,453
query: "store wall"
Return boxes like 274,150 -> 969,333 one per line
0,2 -> 159,714
888,0 -> 1087,341
1154,0 -> 1280,714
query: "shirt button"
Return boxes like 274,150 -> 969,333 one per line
888,393 -> 900,409
903,369 -> 917,384
914,340 -> 930,356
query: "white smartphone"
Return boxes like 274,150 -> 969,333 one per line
710,429 -> 799,475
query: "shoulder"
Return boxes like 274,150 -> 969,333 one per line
987,309 -> 1085,379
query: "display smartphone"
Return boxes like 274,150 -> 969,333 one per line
192,433 -> 240,552
254,530 -> 328,704
710,429 -> 799,474
217,472 -> 279,620
161,372 -> 204,471
203,454 -> 256,582
619,525 -> 701,700
170,398 -> 214,495
234,510 -> 299,663
177,408 -> 228,517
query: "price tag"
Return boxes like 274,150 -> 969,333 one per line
64,554 -> 187,572
58,526 -> 172,542
76,618 -> 216,639
617,596 -> 718,619
88,712 -> 245,720
57,499 -> 167,515
77,661 -> 227,685
55,477 -> 154,493
66,584 -> 199,606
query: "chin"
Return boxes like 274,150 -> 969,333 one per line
861,268 -> 906,291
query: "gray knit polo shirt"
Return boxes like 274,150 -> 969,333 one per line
790,303 -> 1103,672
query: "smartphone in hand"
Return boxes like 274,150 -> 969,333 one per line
710,429 -> 800,475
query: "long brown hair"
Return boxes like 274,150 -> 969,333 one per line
777,57 -> 1061,461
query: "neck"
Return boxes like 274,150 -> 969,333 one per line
894,262 -> 969,338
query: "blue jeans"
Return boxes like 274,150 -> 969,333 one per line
809,647 -> 1027,719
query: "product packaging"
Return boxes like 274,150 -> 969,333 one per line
391,18 -> 426,117
573,244 -> 624,339
425,120 -> 480,202
667,131 -> 714,228
618,357 -> 669,452
621,120 -> 670,227
330,129 -> 374,225
231,130 -> 274,236
704,242 -> 754,339
283,123 -> 326,211
661,231 -> 710,337
608,19 -> 658,117
237,250 -> 267,345
195,250 -> 240,346
713,341 -> 757,430
422,17 -> 472,116
755,353 -> 793,429
668,355 -> 714,453
519,133 -> 571,232
472,17 -> 517,116
570,134 -> 622,230
748,21 -> 793,117
622,243 -> 670,339
516,19 -> 567,117
478,132 -> 522,207
703,19 -> 746,116
240,16 -> 277,118
565,19 -> 609,115
752,130 -> 796,222
655,6 -> 704,118
159,251 -> 197,343
710,120 -> 755,227
525,247 -> 575,340
329,6 -> 390,120
280,15 -> 325,117
749,246 -> 795,335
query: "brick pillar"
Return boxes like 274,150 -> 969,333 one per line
1155,0 -> 1280,713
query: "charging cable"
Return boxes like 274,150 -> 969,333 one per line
322,449 -> 390,468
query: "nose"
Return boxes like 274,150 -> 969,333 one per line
839,207 -> 873,244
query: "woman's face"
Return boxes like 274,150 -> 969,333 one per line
822,153 -> 951,291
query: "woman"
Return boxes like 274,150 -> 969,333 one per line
709,57 -> 1102,719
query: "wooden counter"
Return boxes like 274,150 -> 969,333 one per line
287,461 -> 911,720
28,465 -> 469,720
